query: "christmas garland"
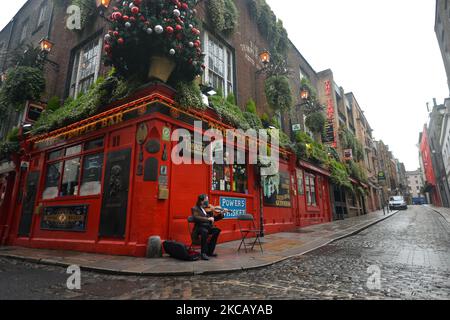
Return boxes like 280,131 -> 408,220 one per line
104,0 -> 205,82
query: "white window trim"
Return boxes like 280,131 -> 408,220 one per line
70,37 -> 103,98
37,2 -> 48,28
203,31 -> 234,97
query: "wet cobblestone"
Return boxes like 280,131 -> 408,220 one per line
0,206 -> 449,300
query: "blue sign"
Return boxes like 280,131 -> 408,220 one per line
220,197 -> 247,219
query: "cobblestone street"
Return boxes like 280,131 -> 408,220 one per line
0,206 -> 449,300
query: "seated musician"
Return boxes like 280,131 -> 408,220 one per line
192,194 -> 230,261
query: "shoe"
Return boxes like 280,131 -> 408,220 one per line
208,253 -> 218,257
201,254 -> 210,261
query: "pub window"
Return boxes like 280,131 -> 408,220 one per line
42,138 -> 105,199
305,173 -> 317,207
69,37 -> 102,98
203,32 -> 234,97
297,169 -> 305,195
211,150 -> 248,194
232,165 -> 248,194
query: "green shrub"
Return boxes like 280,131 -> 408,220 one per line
32,73 -> 129,134
174,81 -> 205,111
246,99 -> 257,114
264,75 -> 292,111
305,112 -> 326,134
0,66 -> 45,110
46,96 -> 62,113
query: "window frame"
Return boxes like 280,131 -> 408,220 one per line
19,19 -> 29,44
211,147 -> 249,195
305,173 -> 318,208
36,1 -> 48,29
42,137 -> 105,201
203,31 -> 235,97
69,36 -> 103,98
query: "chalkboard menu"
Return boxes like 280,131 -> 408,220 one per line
41,205 -> 89,232
263,171 -> 292,207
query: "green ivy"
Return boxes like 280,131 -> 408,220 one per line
174,81 -> 206,111
346,160 -> 368,183
0,66 -> 45,112
32,71 -> 133,135
305,112 -> 326,135
339,127 -> 364,162
328,158 -> 353,190
247,0 -> 290,61
246,99 -> 257,114
0,127 -> 20,161
208,0 -> 239,35
264,75 -> 292,111
209,95 -> 251,131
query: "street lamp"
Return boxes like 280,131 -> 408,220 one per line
259,50 -> 271,67
300,84 -> 311,101
96,0 -> 111,17
39,38 -> 54,53
38,38 -> 59,70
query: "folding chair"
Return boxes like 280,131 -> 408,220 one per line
237,214 -> 263,253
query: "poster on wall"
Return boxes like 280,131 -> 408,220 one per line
41,205 -> 89,232
263,171 -> 292,207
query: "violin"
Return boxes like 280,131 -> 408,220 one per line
204,205 -> 231,225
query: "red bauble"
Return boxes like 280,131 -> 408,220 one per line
112,12 -> 122,20
131,6 -> 139,15
130,16 -> 136,22
181,3 -> 189,10
175,24 -> 183,31
123,15 -> 129,22
104,44 -> 111,53
134,0 -> 142,5
118,38 -> 124,45
166,26 -> 174,34
113,31 -> 120,37
176,33 -> 184,40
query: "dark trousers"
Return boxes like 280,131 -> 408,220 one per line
199,227 -> 221,255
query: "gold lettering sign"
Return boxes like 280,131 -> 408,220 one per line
35,112 -> 125,149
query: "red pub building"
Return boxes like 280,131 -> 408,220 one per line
0,0 -> 356,257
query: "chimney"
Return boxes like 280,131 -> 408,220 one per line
433,98 -> 437,107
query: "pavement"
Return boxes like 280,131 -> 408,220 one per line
0,209 -> 399,276
429,205 -> 450,224
1,206 -> 448,299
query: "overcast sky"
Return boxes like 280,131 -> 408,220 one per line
1,0 -> 447,171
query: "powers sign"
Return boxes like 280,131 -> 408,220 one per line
220,197 -> 247,219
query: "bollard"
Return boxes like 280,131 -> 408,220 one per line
146,236 -> 163,258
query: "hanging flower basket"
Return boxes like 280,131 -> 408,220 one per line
148,56 -> 176,83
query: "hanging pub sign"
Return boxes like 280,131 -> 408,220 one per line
263,171 -> 292,207
40,205 -> 89,232
322,80 -> 337,148
378,171 -> 386,182
344,149 -> 353,161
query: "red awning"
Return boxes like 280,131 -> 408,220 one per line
298,160 -> 331,177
